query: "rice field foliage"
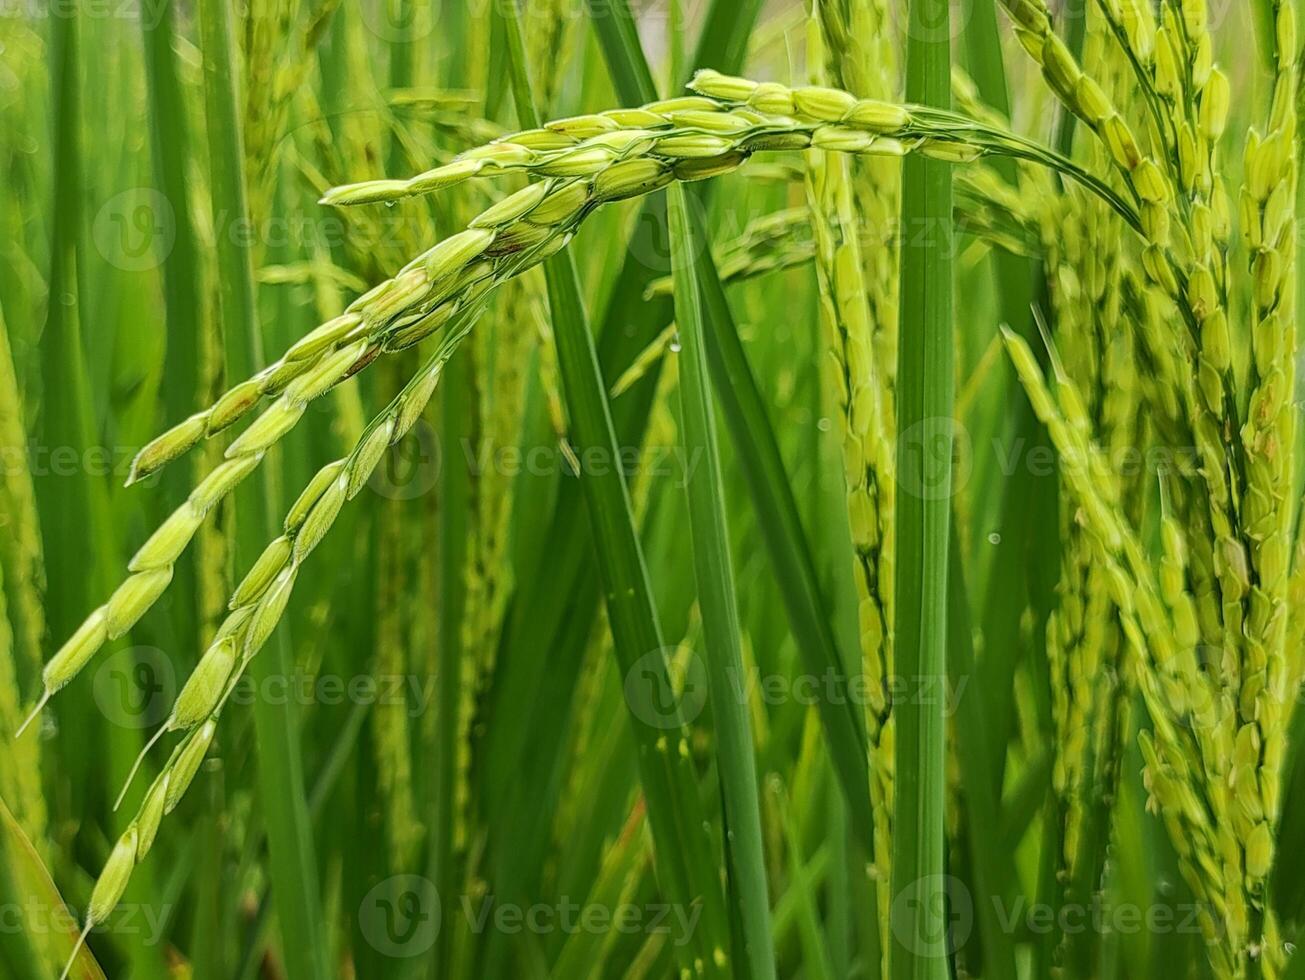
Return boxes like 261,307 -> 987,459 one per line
2,0 -> 1304,978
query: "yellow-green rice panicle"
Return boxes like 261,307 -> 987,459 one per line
816,0 -> 901,396
1237,3 -> 1298,971
1001,326 -> 1241,967
804,6 -> 896,968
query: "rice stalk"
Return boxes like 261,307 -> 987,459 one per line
1034,18 -> 1145,974
804,5 -> 894,967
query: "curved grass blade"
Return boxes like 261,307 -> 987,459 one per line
0,796 -> 106,980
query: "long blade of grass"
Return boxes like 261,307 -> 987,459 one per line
946,523 -> 1017,978
667,180 -> 776,980
496,7 -> 730,976
140,0 -> 202,648
891,1 -> 954,978
0,795 -> 105,980
195,2 -> 328,977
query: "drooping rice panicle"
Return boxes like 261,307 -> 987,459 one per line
23,181 -> 591,731
63,334 -> 460,978
320,72 -> 1140,232
1233,4 -> 1298,970
996,5 -> 1305,971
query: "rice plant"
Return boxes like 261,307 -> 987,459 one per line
3,1 -> 1305,978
